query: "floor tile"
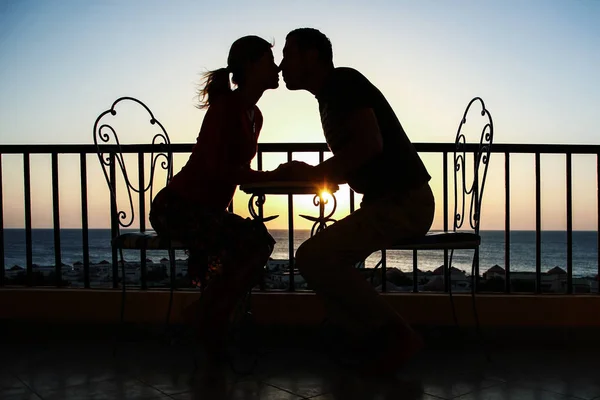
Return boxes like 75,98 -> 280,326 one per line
306,381 -> 440,400
263,363 -> 350,399
17,369 -> 121,397
310,396 -> 444,400
137,371 -> 196,395
170,380 -> 302,400
1,372 -> 26,391
0,373 -> 38,399
453,383 -> 584,400
402,365 -> 503,399
41,378 -> 166,400
0,393 -> 43,400
510,375 -> 600,400
264,374 -> 330,398
229,381 -> 302,400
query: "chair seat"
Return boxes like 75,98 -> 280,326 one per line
390,231 -> 480,250
111,232 -> 186,250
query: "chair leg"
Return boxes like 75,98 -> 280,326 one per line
226,288 -> 261,376
164,248 -> 176,340
447,249 -> 459,328
470,247 -> 491,362
190,284 -> 209,371
113,247 -> 127,357
371,257 -> 383,286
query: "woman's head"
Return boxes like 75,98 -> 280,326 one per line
197,35 -> 279,109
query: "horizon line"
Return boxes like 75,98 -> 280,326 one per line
2,228 -> 599,233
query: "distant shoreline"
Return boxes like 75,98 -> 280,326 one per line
4,229 -> 599,279
2,228 -> 599,233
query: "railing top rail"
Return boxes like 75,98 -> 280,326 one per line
1,142 -> 600,154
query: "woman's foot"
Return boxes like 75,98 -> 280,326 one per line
197,318 -> 230,369
184,293 -> 231,367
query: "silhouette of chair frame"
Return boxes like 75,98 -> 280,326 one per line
380,96 -> 494,335
93,97 -> 183,352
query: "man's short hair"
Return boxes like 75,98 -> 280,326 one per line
287,28 -> 334,68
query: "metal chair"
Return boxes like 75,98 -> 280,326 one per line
93,96 -> 184,353
378,96 -> 494,353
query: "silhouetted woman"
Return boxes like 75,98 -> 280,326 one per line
150,35 -> 281,364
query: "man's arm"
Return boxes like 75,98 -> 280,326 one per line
235,166 -> 277,184
312,107 -> 383,183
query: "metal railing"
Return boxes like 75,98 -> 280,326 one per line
1,142 -> 599,294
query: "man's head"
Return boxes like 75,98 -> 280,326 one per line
280,28 -> 334,91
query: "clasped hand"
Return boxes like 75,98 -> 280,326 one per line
272,161 -> 318,181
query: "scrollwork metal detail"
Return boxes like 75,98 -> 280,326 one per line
247,193 -> 278,223
453,97 -> 494,233
93,97 -> 173,229
300,191 -> 338,237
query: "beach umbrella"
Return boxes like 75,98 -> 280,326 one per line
547,266 -> 567,275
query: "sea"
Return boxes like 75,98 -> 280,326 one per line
2,229 -> 599,277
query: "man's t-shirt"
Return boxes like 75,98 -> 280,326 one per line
316,67 -> 431,204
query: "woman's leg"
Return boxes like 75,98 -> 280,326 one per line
197,215 -> 274,334
182,213 -> 274,365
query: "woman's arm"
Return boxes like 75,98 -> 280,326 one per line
218,104 -> 283,184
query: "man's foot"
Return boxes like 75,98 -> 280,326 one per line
353,324 -> 424,378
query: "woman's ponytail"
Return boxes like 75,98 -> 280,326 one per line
196,67 -> 231,109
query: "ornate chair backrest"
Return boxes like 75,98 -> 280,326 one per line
93,97 -> 173,235
453,97 -> 494,235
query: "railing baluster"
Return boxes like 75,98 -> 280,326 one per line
51,153 -> 62,286
505,152 -> 511,293
256,149 -> 265,291
443,151 -> 449,292
412,250 -> 418,293
473,149 -> 480,292
0,153 -> 4,287
110,153 -> 118,289
566,153 -> 573,294
287,151 -> 294,292
138,152 -> 147,290
24,153 -> 33,286
80,153 -> 90,288
257,152 -> 264,221
535,153 -> 541,294
319,150 -> 325,238
381,249 -> 386,292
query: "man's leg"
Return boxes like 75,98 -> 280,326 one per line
295,185 -> 434,333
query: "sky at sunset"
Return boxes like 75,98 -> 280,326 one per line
0,0 -> 599,231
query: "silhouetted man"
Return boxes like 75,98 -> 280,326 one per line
278,28 -> 435,374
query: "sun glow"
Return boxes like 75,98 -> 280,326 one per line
319,189 -> 333,204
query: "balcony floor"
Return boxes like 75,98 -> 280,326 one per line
2,327 -> 600,400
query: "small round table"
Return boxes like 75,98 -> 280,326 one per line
239,181 -> 339,236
